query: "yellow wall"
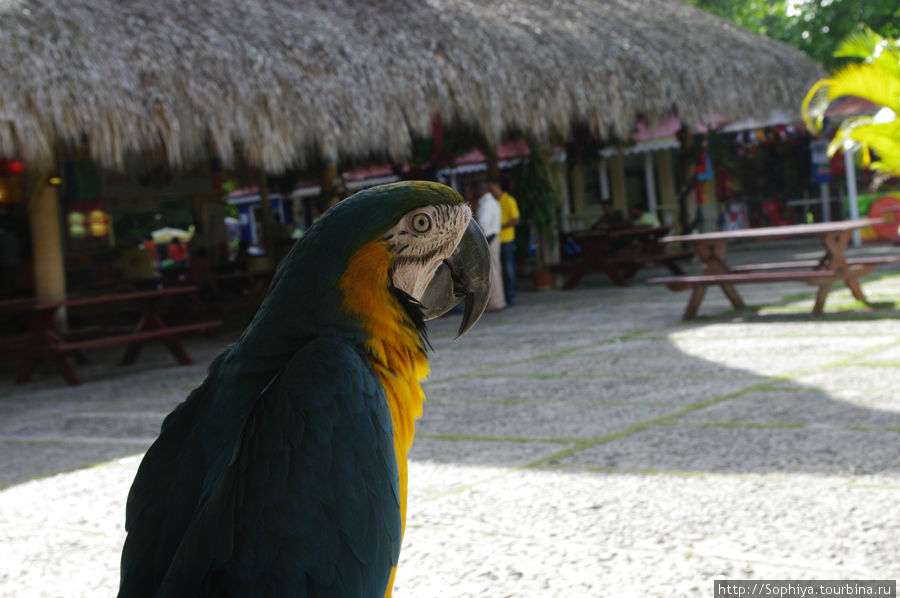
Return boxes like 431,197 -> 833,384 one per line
562,147 -> 723,234
656,150 -> 678,229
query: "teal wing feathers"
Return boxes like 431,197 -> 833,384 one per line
119,337 -> 402,598
119,371 -> 216,598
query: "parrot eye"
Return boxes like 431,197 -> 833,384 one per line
411,213 -> 432,233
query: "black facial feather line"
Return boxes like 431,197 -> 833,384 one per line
388,283 -> 431,351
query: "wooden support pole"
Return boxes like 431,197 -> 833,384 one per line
28,180 -> 67,331
485,146 -> 499,181
843,145 -> 861,247
820,182 -> 831,222
318,162 -> 343,217
609,153 -> 626,213
599,157 -> 610,200
643,151 -> 658,214
321,163 -> 339,191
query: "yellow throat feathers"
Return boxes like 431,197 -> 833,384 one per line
337,239 -> 430,577
338,239 -> 430,449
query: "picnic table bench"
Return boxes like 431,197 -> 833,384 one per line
559,226 -> 693,289
0,286 -> 221,385
646,218 -> 900,320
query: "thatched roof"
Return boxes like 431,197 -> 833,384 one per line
0,0 -> 824,173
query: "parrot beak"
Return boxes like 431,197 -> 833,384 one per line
420,218 -> 491,338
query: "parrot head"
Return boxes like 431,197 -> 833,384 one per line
251,181 -> 490,349
376,186 -> 491,337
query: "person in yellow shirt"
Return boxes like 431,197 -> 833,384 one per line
488,178 -> 520,306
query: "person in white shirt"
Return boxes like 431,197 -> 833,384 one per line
475,180 -> 506,311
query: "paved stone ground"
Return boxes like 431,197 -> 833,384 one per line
1,239 -> 899,597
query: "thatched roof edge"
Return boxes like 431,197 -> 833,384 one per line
0,0 -> 824,172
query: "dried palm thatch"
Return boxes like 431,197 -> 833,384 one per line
0,0 -> 823,173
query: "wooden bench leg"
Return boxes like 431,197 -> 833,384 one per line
17,353 -> 82,385
121,342 -> 144,365
600,262 -> 628,286
162,339 -> 194,365
15,357 -> 37,384
813,282 -> 832,315
845,276 -> 868,303
51,354 -> 83,385
683,281 -> 745,319
122,337 -> 193,366
683,285 -> 708,320
718,283 -> 745,310
661,260 -> 686,275
562,265 -> 586,290
619,264 -> 640,280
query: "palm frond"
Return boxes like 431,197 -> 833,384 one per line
829,118 -> 900,174
835,26 -> 900,79
827,63 -> 900,112
835,26 -> 883,59
801,78 -> 833,131
850,120 -> 900,172
826,115 -> 872,158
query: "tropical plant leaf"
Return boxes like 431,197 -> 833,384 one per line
850,121 -> 900,172
834,26 -> 900,78
801,79 -> 832,131
830,118 -> 900,174
827,63 -> 900,112
835,27 -> 882,59
511,140 -> 559,260
804,26 -> 900,180
825,115 -> 874,157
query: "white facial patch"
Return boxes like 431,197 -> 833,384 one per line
384,203 -> 472,300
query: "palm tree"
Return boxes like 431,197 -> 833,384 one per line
803,26 -> 900,184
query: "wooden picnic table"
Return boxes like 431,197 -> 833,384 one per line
0,286 -> 221,385
560,225 -> 693,289
646,218 -> 900,320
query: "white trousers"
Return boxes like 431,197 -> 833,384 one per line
487,236 -> 507,311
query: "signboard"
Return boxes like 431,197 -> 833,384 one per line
810,139 -> 831,183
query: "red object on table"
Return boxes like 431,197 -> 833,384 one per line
868,195 -> 900,240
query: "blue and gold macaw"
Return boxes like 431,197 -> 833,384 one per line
118,181 -> 490,597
